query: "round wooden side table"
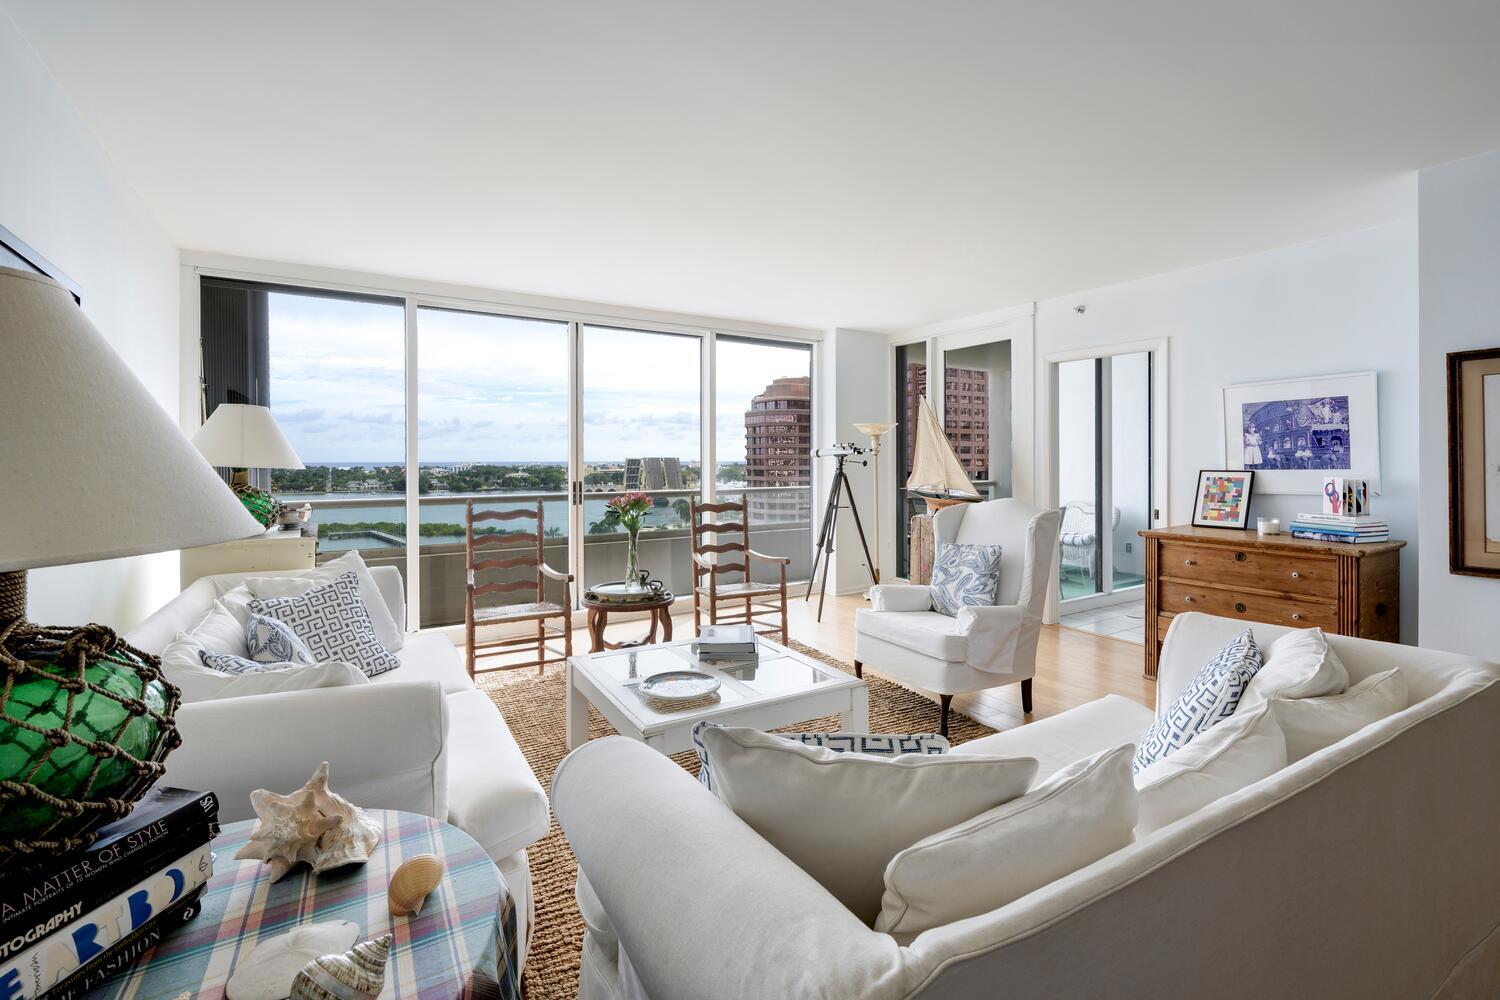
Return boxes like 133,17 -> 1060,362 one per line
85,810 -> 518,999
581,590 -> 675,653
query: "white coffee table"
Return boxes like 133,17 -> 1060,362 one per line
565,637 -> 870,754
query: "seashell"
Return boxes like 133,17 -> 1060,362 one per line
289,933 -> 392,1000
387,853 -> 445,916
225,920 -> 360,1000
235,762 -> 382,882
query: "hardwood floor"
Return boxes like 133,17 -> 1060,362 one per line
543,591 -> 1157,732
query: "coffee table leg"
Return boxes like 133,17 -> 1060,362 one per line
566,663 -> 589,749
840,685 -> 871,734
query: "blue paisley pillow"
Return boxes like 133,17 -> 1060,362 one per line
199,649 -> 293,675
929,541 -> 1003,616
246,613 -> 316,665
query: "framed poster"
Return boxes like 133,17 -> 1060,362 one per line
1446,348 -> 1500,577
1221,371 -> 1380,495
1192,469 -> 1254,529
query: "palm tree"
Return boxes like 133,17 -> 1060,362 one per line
672,498 -> 692,527
589,509 -> 622,535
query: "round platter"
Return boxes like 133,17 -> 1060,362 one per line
639,670 -> 721,702
587,582 -> 667,605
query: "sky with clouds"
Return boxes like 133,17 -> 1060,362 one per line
268,292 -> 810,466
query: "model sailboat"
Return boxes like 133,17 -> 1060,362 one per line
906,397 -> 983,512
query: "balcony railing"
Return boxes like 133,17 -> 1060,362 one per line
294,486 -> 812,629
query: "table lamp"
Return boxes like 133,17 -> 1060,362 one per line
853,421 -> 898,584
190,403 -> 305,526
0,265 -> 263,865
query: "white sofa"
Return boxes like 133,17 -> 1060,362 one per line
552,613 -> 1500,999
126,565 -> 550,967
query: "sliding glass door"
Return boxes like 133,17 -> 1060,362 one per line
579,325 -> 702,596
1056,351 -> 1153,604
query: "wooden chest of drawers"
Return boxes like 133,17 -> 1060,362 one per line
1139,525 -> 1404,679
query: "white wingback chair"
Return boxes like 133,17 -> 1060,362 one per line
854,499 -> 1062,735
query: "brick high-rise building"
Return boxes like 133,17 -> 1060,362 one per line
902,363 -> 990,483
744,375 -> 811,522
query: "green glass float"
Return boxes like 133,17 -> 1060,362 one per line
0,621 -> 180,866
233,481 -> 280,528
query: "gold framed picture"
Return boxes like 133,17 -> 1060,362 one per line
1446,347 -> 1500,577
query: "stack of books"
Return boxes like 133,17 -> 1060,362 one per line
0,787 -> 219,999
1289,513 -> 1390,544
693,623 -> 759,662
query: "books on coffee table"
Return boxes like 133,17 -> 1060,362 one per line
693,624 -> 758,661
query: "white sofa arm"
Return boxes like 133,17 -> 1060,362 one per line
869,583 -> 933,613
955,603 -> 1028,675
165,680 -> 449,823
552,737 -> 919,1000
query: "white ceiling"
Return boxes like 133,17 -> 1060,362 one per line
6,1 -> 1500,332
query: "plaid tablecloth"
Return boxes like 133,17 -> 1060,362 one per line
85,810 -> 519,1000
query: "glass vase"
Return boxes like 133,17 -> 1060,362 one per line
624,526 -> 642,590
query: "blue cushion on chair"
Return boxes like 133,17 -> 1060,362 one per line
1132,628 -> 1263,772
929,541 -> 1003,616
692,720 -> 949,793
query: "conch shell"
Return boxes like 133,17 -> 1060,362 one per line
289,933 -> 392,1000
387,853 -> 445,916
235,762 -> 382,882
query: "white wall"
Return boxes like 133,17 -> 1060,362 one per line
816,328 -> 894,594
1417,149 -> 1500,657
0,11 -> 181,628
1034,221 -> 1420,641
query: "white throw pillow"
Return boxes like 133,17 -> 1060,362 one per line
1272,668 -> 1407,762
1135,700 -> 1286,835
160,602 -> 366,702
700,725 -> 1037,924
246,549 -> 404,652
219,583 -> 258,630
876,745 -> 1138,938
184,599 -> 250,657
1239,627 -> 1348,711
247,571 -> 401,678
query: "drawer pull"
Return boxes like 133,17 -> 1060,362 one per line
1183,595 -> 1195,604
1234,602 -> 1247,613
1184,559 -> 1197,566
1292,613 -> 1303,621
1234,552 -> 1247,562
1290,571 -> 1301,579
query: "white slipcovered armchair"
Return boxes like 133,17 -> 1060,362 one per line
854,499 -> 1062,735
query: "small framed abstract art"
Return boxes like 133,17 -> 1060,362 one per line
1192,470 -> 1255,529
1221,371 -> 1380,495
1446,347 -> 1500,577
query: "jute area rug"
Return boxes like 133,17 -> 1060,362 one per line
474,641 -> 997,1000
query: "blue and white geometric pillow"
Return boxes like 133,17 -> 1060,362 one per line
246,613 -> 316,665
199,649 -> 295,675
247,571 -> 401,678
691,720 -> 949,793
929,541 -> 1003,617
1132,628 -> 1263,773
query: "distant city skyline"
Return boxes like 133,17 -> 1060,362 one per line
267,292 -> 812,466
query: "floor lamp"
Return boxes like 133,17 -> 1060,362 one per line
853,421 -> 897,584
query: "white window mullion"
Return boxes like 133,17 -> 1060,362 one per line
403,297 -> 421,631
569,320 -> 585,597
702,332 -> 716,504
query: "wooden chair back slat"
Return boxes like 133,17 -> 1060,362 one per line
472,554 -> 538,572
472,508 -> 541,523
472,532 -> 540,549
472,579 -> 541,596
695,521 -> 746,535
695,541 -> 745,555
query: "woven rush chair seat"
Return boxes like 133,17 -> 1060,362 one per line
689,497 -> 789,644
466,500 -> 573,676
472,601 -> 567,624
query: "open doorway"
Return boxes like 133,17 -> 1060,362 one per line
1046,341 -> 1168,643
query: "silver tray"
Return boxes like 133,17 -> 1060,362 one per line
587,581 -> 668,604
638,670 -> 721,702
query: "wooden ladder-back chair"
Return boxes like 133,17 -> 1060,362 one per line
466,499 -> 573,676
690,497 -> 789,644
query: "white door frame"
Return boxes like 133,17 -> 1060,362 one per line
1040,337 -> 1170,621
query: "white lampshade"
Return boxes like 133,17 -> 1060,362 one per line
191,404 -> 304,470
0,266 -> 264,573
